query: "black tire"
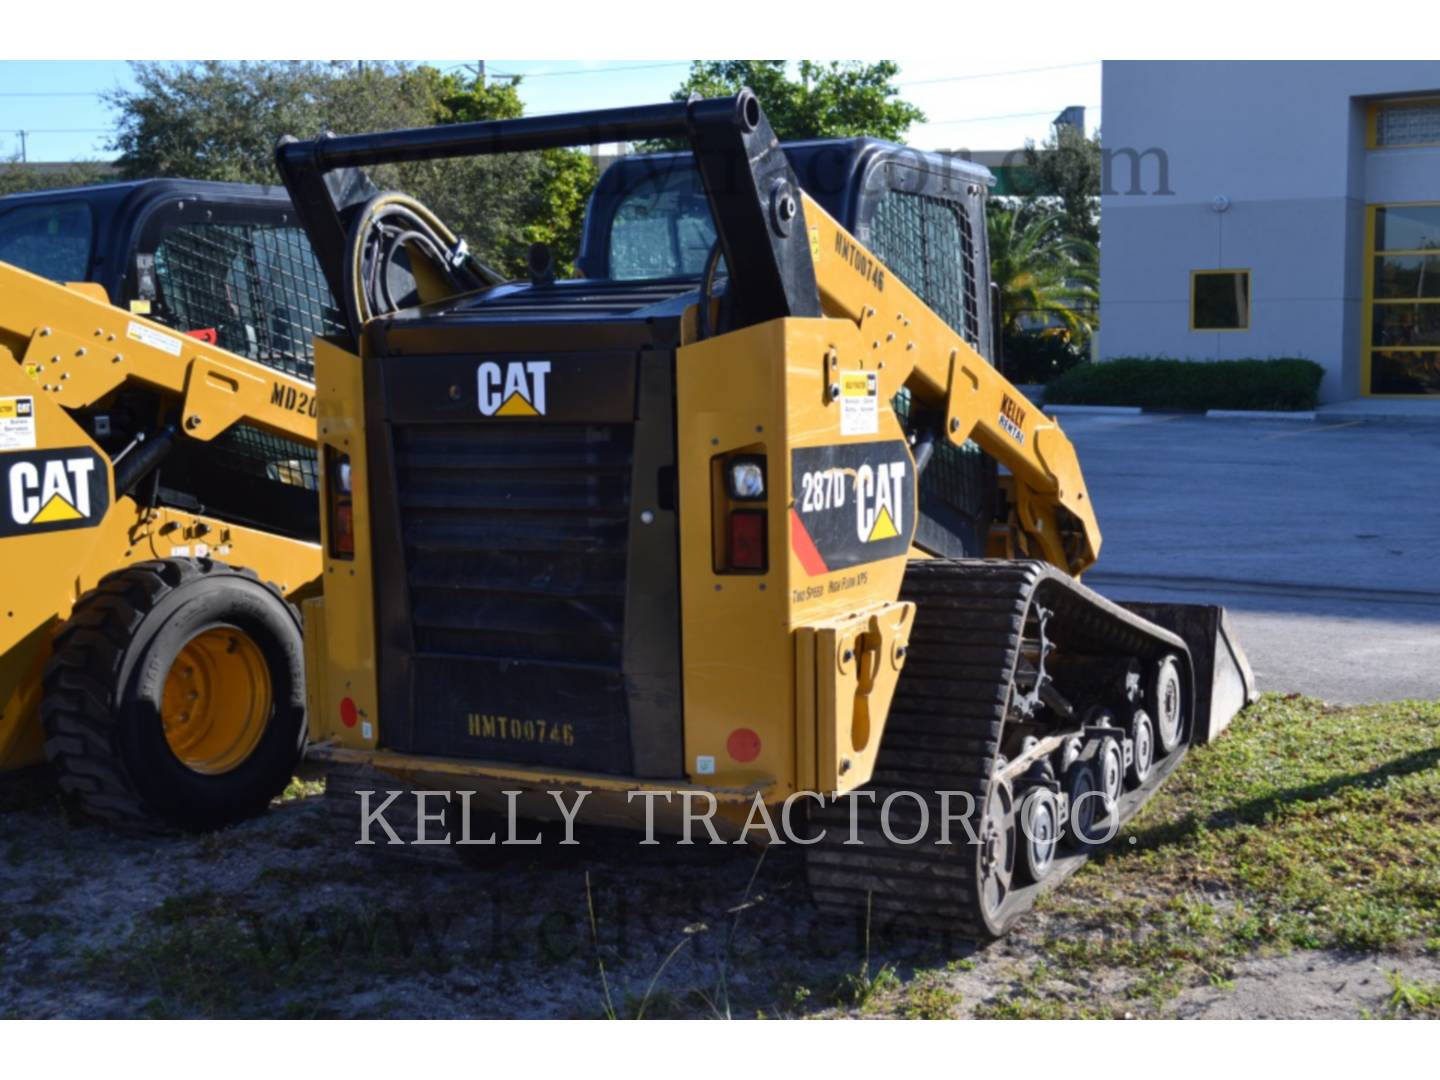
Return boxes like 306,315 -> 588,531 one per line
40,558 -> 306,832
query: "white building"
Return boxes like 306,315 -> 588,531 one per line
1100,61 -> 1440,402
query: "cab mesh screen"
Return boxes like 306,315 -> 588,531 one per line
152,222 -> 341,380
151,222 -> 341,494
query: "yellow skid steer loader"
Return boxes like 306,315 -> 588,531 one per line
0,180 -> 337,828
279,93 -> 1254,937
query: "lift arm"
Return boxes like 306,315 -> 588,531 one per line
802,195 -> 1101,575
0,261 -> 317,447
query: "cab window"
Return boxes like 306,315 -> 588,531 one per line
0,200 -> 94,281
607,166 -> 717,280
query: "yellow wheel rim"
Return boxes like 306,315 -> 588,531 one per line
161,627 -> 272,776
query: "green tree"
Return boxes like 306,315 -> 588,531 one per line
425,70 -> 597,276
669,61 -> 924,141
0,157 -> 111,197
1021,125 -> 1101,247
106,61 -> 595,276
986,201 -> 1097,338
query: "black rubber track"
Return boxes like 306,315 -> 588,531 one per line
39,558 -> 303,833
805,558 -> 1193,940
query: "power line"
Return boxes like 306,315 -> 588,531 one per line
484,61 -> 692,80
0,58 -> 1092,98
897,61 -> 1100,87
923,106 -> 1102,126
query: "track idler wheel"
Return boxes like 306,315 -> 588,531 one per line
1151,655 -> 1185,754
977,776 -> 1019,927
1128,708 -> 1155,786
1017,786 -> 1060,883
1062,758 -> 1101,850
1096,734 -> 1124,809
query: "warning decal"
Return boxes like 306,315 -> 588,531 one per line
1,446 -> 109,538
790,440 -> 915,575
0,396 -> 37,452
839,371 -> 878,436
126,320 -> 183,357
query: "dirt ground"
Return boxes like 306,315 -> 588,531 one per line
1,768 -> 1436,1019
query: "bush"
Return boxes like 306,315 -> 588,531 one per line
1000,328 -> 1089,385
1043,357 -> 1325,411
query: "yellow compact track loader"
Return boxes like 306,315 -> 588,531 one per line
279,93 -> 1254,937
0,180 -> 338,828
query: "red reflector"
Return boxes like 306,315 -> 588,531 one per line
727,727 -> 761,763
184,328 -> 218,344
728,509 -> 766,570
339,697 -> 358,728
332,502 -> 355,556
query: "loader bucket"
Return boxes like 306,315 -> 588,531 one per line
1121,603 -> 1258,744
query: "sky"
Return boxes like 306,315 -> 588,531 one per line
0,59 -> 1101,164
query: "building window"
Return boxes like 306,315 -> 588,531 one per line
1370,98 -> 1440,149
1366,203 -> 1440,395
1191,270 -> 1250,331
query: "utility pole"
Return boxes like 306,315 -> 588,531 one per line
17,130 -> 26,163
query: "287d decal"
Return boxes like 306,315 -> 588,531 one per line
790,440 -> 915,575
1,447 -> 109,538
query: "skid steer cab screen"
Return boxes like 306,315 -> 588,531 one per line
130,193 -> 342,541
606,167 -> 717,280
143,217 -> 345,382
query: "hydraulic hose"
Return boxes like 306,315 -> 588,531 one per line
341,192 -> 502,331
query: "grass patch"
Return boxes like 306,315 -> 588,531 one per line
1384,972 -> 1440,1018
81,886 -> 463,1017
897,979 -> 963,1019
1019,694 -> 1440,1014
1044,357 -> 1324,411
276,776 -> 326,803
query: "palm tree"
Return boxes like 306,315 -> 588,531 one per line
986,201 -> 1098,339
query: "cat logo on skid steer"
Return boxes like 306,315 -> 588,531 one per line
854,461 -> 904,543
1,447 -> 110,538
477,360 -> 551,417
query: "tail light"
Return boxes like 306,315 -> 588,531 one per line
325,447 -> 354,559
716,452 -> 767,573
728,510 -> 767,570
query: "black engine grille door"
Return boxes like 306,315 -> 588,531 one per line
366,340 -> 683,778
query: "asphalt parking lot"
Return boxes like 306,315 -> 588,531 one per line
1056,411 -> 1440,704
